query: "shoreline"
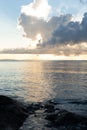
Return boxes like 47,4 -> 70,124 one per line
0,95 -> 87,130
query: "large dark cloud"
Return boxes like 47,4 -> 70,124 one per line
48,13 -> 87,45
19,12 -> 87,47
18,13 -> 72,43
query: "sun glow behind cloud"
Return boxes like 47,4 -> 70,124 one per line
18,0 -> 51,49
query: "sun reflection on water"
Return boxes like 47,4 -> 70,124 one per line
19,61 -> 55,102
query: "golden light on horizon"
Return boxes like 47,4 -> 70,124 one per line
0,54 -> 87,60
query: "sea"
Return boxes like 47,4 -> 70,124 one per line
0,60 -> 87,117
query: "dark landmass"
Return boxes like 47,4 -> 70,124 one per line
0,95 -> 87,130
0,59 -> 87,62
0,59 -> 20,62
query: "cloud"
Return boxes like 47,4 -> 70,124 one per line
19,11 -> 87,44
21,0 -> 51,20
48,13 -> 87,45
19,0 -> 72,43
18,0 -> 87,55
19,13 -> 72,43
0,43 -> 87,56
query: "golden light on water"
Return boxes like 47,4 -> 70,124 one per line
19,61 -> 54,102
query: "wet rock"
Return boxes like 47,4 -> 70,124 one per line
44,101 -> 55,113
27,102 -> 42,114
20,99 -> 87,130
45,106 -> 87,129
0,95 -> 28,130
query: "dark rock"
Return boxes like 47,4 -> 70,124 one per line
45,108 -> 87,129
27,102 -> 41,114
46,111 -> 59,121
0,95 -> 28,130
44,101 -> 55,113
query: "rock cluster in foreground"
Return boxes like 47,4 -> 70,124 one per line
0,95 -> 87,130
20,100 -> 87,130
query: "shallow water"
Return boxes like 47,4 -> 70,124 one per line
0,60 -> 87,116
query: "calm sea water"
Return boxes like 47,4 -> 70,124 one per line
0,61 -> 87,116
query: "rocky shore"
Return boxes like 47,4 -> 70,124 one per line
0,95 -> 87,130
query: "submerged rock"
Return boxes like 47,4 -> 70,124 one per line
0,95 -> 28,130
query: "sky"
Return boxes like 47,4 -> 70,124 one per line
0,0 -> 87,60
